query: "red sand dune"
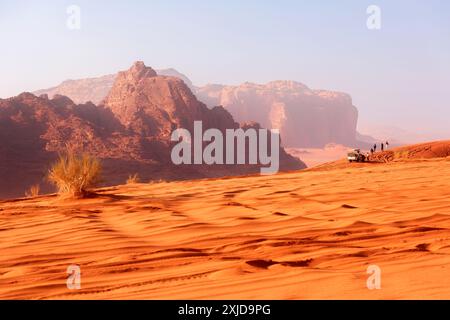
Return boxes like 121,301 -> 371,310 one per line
1,142 -> 450,299
370,140 -> 450,162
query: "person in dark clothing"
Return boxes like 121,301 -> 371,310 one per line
381,143 -> 384,152
370,148 -> 374,154
386,141 -> 389,149
373,144 -> 377,152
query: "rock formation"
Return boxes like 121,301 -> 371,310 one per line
196,81 -> 359,148
35,70 -> 360,148
34,68 -> 194,105
0,62 -> 304,198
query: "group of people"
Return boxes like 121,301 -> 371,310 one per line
370,141 -> 389,154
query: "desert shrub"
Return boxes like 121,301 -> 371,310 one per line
126,173 -> 140,184
25,184 -> 40,198
48,149 -> 102,198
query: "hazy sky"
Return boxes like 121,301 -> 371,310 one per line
0,0 -> 449,138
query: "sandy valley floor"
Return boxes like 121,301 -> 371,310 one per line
1,156 -> 450,299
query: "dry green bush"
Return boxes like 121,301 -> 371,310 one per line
48,149 -> 102,198
25,184 -> 40,198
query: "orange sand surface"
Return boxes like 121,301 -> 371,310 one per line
1,156 -> 450,299
286,144 -> 349,168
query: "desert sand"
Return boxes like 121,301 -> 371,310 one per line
1,147 -> 450,299
286,144 -> 350,167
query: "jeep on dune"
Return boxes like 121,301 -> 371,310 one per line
347,149 -> 366,163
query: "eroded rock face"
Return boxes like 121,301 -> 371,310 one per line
34,74 -> 117,105
0,62 -> 305,198
102,61 -> 304,170
33,67 -> 195,105
196,81 -> 359,148
103,62 -> 237,139
0,92 -> 133,198
34,67 -> 359,149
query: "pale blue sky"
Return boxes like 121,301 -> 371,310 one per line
0,0 -> 449,137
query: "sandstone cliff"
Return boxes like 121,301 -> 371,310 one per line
196,81 -> 359,148
1,62 -> 304,198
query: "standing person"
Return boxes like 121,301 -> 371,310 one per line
370,148 -> 374,155
386,141 -> 389,150
381,143 -> 384,152
373,144 -> 377,152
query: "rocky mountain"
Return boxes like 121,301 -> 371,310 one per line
34,68 -> 194,105
34,74 -> 116,106
196,81 -> 359,148
101,61 -> 302,172
103,62 -> 232,138
35,68 -> 361,148
0,62 -> 304,199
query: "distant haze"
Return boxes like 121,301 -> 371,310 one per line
0,0 -> 449,140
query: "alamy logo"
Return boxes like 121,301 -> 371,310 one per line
66,5 -> 81,30
366,265 -> 381,290
171,121 -> 280,175
66,264 -> 81,290
366,5 -> 381,30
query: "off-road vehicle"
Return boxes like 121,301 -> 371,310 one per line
347,149 -> 366,163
